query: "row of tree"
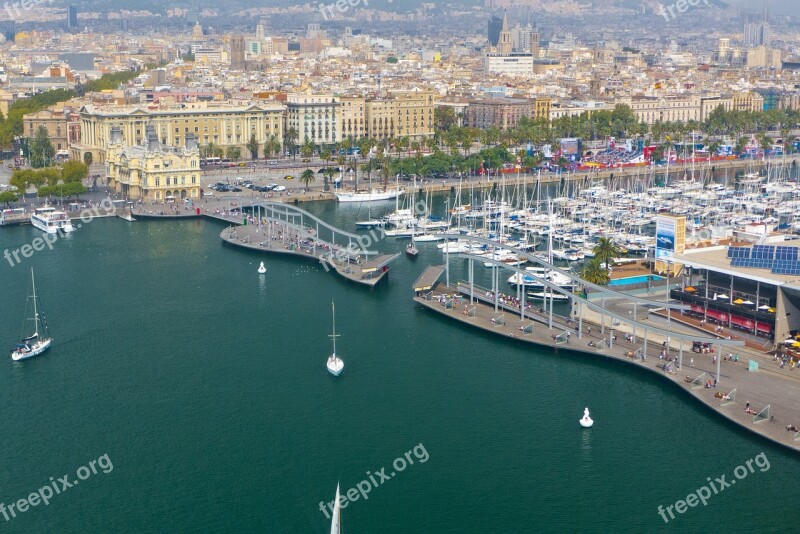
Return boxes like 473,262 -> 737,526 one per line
8,161 -> 89,199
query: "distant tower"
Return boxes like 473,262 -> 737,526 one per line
497,10 -> 513,54
230,34 -> 246,70
67,4 -> 78,30
256,22 -> 265,41
192,21 -> 203,39
488,15 -> 503,47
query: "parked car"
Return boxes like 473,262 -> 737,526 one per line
273,185 -> 286,192
283,175 -> 294,180
203,191 -> 213,197
269,160 -> 278,165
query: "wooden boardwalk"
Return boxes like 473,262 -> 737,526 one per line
415,276 -> 800,453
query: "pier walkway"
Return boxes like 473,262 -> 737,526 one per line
414,266 -> 800,452
216,202 -> 397,287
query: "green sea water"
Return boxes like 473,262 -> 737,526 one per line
0,199 -> 798,533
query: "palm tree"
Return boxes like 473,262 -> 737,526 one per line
225,146 -> 241,161
581,258 -> 610,285
592,237 -> 623,272
320,148 -> 332,191
284,127 -> 299,160
300,168 -> 316,189
300,137 -> 314,161
263,134 -> 281,159
246,133 -> 259,160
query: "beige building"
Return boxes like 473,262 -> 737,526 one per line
732,92 -> 765,113
106,125 -> 201,201
365,99 -> 396,140
339,95 -> 366,140
391,89 -> 436,140
23,104 -> 81,153
73,100 -> 284,164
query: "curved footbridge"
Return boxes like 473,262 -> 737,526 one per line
219,201 -> 398,287
413,235 -> 800,453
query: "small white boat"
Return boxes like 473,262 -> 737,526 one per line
10,269 -> 52,361
257,261 -> 266,274
527,290 -> 570,301
413,233 -> 441,242
327,302 -> 344,376
579,407 -> 593,428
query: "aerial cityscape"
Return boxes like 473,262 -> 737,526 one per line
1,0 -> 800,531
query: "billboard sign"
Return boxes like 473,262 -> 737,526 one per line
655,216 -> 676,258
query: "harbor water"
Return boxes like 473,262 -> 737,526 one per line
0,197 -> 798,532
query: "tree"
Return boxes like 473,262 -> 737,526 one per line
300,137 -> 314,161
61,160 -> 88,184
320,148 -> 332,191
284,127 -> 298,159
29,126 -> 55,168
580,258 -> 610,285
0,191 -> 19,205
83,152 -> 93,166
246,133 -> 259,160
592,237 -> 623,273
263,134 -> 281,158
225,146 -> 242,161
435,107 -> 457,132
300,169 -> 316,189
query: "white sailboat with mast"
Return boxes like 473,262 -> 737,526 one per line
327,302 -> 344,376
11,268 -> 52,361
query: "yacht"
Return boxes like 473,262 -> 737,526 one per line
31,206 -> 74,234
335,189 -> 403,203
11,269 -> 52,361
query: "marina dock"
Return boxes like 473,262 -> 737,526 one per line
413,265 -> 800,453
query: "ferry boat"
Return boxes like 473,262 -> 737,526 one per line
335,189 -> 403,203
31,206 -> 74,234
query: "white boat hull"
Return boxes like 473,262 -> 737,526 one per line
327,355 -> 344,376
11,338 -> 52,361
31,216 -> 74,234
336,190 -> 404,202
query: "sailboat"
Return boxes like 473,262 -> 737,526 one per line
257,261 -> 266,274
327,302 -> 344,376
330,483 -> 341,533
405,241 -> 419,258
10,269 -> 52,361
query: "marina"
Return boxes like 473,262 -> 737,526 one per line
2,187 -> 800,531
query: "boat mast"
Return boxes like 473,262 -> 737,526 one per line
330,302 -> 338,356
31,268 -> 39,336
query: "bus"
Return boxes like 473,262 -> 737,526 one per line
201,157 -> 221,165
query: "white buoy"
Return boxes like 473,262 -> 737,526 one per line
257,261 -> 266,274
579,407 -> 593,428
